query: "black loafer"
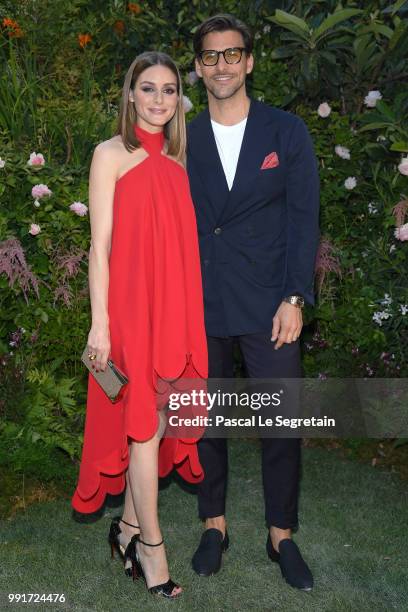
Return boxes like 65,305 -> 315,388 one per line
266,536 -> 313,591
192,528 -> 229,576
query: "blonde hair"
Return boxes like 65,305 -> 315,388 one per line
116,51 -> 186,163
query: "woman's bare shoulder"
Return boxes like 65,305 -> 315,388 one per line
94,135 -> 125,155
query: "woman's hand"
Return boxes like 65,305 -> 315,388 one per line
87,322 -> 111,371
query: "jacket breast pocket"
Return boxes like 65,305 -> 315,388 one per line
257,165 -> 285,199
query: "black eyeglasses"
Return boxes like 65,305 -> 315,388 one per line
198,47 -> 246,66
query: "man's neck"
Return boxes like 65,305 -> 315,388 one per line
208,91 -> 251,126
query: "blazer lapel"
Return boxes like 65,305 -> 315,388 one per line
187,107 -> 230,224
218,99 -> 272,225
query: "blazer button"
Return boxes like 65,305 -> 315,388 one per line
214,227 -> 222,235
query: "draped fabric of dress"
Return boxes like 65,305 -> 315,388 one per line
71,125 -> 208,514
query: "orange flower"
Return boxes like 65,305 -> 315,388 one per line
3,17 -> 19,28
128,3 -> 142,14
2,17 -> 24,37
9,28 -> 24,38
78,33 -> 92,48
113,20 -> 125,34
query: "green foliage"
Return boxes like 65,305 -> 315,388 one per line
0,0 -> 407,469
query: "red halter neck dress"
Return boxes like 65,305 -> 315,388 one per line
72,124 -> 208,514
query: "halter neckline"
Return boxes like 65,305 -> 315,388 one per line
134,124 -> 165,155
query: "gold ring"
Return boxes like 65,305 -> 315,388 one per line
88,353 -> 96,360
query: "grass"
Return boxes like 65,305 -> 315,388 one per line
0,440 -> 407,611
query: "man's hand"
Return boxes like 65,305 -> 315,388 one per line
271,302 -> 303,349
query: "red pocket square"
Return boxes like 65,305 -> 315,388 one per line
261,151 -> 279,170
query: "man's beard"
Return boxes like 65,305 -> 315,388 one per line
204,77 -> 244,101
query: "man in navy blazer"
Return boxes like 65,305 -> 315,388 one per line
187,14 -> 319,591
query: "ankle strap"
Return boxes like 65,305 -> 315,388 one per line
120,518 -> 139,529
138,537 -> 164,547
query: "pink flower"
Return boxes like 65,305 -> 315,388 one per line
392,199 -> 408,227
0,238 -> 40,302
54,247 -> 87,277
317,102 -> 331,118
395,223 -> 408,241
315,238 -> 341,294
29,223 -> 41,235
69,201 -> 88,216
335,145 -> 350,160
183,95 -> 193,113
31,184 -> 52,199
27,152 -> 45,166
398,156 -> 408,176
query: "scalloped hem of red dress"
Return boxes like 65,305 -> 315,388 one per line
71,353 -> 207,515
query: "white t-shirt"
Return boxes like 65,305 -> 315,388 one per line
211,117 -> 247,190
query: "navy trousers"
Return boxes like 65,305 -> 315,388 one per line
197,333 -> 302,529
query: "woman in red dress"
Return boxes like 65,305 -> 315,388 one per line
71,51 -> 208,599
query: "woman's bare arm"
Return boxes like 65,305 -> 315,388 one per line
87,142 -> 118,371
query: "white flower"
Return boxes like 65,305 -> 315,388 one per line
261,51 -> 266,57
335,145 -> 350,160
344,176 -> 357,190
376,135 -> 387,142
372,311 -> 391,326
400,304 -> 408,315
389,244 -> 396,253
364,90 -> 382,108
317,102 -> 331,118
263,24 -> 271,34
257,95 -> 265,102
254,32 -> 261,40
398,156 -> 408,176
380,293 -> 392,306
0,157 -> 5,168
34,199 -> 40,208
183,95 -> 193,113
368,202 -> 378,214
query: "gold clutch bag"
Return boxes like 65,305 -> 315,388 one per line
81,345 -> 129,403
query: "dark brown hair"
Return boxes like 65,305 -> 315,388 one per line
193,13 -> 254,56
116,51 -> 186,163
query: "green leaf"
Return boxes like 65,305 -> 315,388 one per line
269,10 -> 310,40
390,0 -> 407,16
390,141 -> 408,152
375,100 -> 396,120
359,122 -> 393,132
271,47 -> 296,60
313,9 -> 363,42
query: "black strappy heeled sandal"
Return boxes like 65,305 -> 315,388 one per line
127,534 -> 182,599
108,516 -> 140,577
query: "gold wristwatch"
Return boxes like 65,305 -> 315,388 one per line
283,294 -> 305,308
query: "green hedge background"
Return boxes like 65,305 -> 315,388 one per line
0,0 -> 407,490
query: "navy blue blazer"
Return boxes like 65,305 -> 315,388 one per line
186,98 -> 320,337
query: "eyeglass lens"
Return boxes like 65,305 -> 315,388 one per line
201,48 -> 243,66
